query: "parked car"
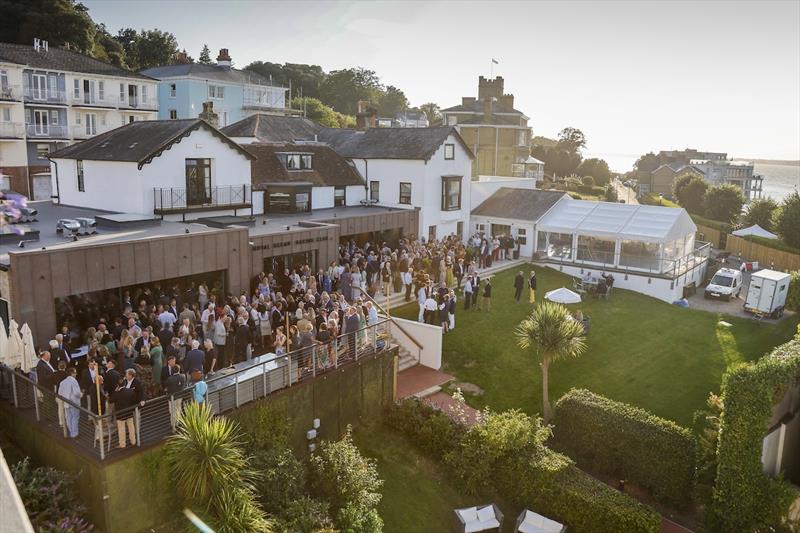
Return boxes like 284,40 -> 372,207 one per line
56,219 -> 81,235
704,267 -> 744,301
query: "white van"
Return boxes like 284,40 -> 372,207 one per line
704,267 -> 744,301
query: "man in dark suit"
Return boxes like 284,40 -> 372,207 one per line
514,271 -> 525,302
161,354 -> 182,383
344,307 -> 360,360
80,358 -> 105,414
454,259 -> 465,288
234,317 -> 250,363
103,359 -> 122,397
157,324 -> 174,352
35,351 -> 56,390
184,340 -> 205,378
133,329 -> 152,356
48,339 -> 70,368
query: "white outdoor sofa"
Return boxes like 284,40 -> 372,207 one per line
515,509 -> 566,533
453,503 -> 503,532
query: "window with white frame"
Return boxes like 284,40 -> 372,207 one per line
517,228 -> 527,245
77,159 -> 85,192
98,81 -> 104,100
444,143 -> 455,160
141,85 -> 148,103
0,70 -> 8,90
85,113 -> 97,135
169,83 -> 176,97
75,112 -> 81,125
169,109 -> 177,119
370,181 -> 379,202
100,114 -> 106,126
284,153 -> 312,170
208,85 -> 225,99
399,182 -> 411,204
73,79 -> 80,99
36,144 -> 49,158
50,110 -> 58,125
119,83 -> 125,102
1,108 -> 10,122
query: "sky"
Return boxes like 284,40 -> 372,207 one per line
83,0 -> 800,166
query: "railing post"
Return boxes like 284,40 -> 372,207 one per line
287,356 -> 293,386
33,388 -> 40,421
60,401 -> 67,439
312,348 -> 317,378
11,373 -> 18,407
262,362 -> 267,397
98,415 -> 105,460
235,373 -> 240,408
135,407 -> 141,447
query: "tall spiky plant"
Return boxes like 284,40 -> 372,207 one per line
515,301 -> 587,424
165,402 -> 273,532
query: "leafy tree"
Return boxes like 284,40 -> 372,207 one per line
634,152 -> 660,172
308,428 -> 383,533
556,127 -> 587,154
0,0 -> 95,53
703,184 -> 745,223
577,158 -> 612,185
114,28 -> 178,71
604,183 -> 619,202
291,96 -> 340,127
198,43 -> 212,64
377,85 -> 408,117
91,23 -> 126,67
319,67 -> 382,115
775,191 -> 800,248
515,301 -> 587,424
419,102 -> 442,126
531,135 -> 558,150
740,197 -> 778,231
165,403 -> 272,532
673,174 -> 708,214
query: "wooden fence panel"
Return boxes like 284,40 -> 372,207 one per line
695,224 -> 724,248
725,235 -> 800,271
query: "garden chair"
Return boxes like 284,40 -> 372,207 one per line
453,503 -> 503,532
571,279 -> 586,295
515,509 -> 566,533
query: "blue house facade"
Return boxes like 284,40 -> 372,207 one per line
142,49 -> 290,127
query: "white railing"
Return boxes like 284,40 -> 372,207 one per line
118,95 -> 157,110
25,123 -> 69,138
0,84 -> 23,101
0,122 -> 25,138
71,124 -> 112,139
23,88 -> 67,104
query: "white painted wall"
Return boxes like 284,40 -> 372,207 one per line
51,126 -> 252,215
471,215 -> 535,257
471,176 -> 536,208
540,260 -> 708,303
387,316 -> 442,370
311,186 -> 334,209
346,185 -> 365,206
348,132 -> 472,240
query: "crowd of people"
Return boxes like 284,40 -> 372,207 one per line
27,232 -> 525,443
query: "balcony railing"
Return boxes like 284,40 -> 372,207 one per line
25,123 -> 69,139
0,84 -> 23,101
0,122 -> 25,138
71,124 -> 112,139
67,93 -> 116,107
0,318 -> 393,461
118,95 -> 157,110
23,88 -> 67,104
153,184 -> 252,215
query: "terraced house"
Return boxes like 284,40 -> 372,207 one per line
0,40 -> 158,199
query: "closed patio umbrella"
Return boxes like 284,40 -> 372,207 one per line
545,287 -> 582,304
20,323 -> 37,374
6,319 -> 24,370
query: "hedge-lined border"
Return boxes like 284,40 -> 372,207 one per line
552,389 -> 696,508
741,234 -> 800,255
690,213 -> 732,233
387,399 -> 661,533
710,337 -> 800,530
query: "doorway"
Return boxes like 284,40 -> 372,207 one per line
185,158 -> 211,206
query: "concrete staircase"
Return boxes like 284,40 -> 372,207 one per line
396,338 -> 417,372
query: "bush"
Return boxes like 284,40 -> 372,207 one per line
604,183 -> 618,202
787,271 -> 800,311
704,184 -> 745,224
740,197 -> 779,232
552,389 -> 696,507
11,458 -> 93,531
710,338 -> 800,531
775,191 -> 800,248
581,175 -> 595,187
576,184 -> 605,196
276,496 -> 335,533
386,398 -> 463,458
673,174 -> 708,214
308,428 -> 383,533
504,450 -> 661,533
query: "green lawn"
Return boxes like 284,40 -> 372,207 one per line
354,423 -> 521,533
394,264 -> 799,427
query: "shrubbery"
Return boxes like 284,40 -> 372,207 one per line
787,271 -> 800,311
11,458 -> 94,532
552,389 -> 696,507
387,399 -> 661,532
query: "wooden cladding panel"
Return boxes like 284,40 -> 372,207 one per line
102,246 -> 121,289
85,248 -> 104,292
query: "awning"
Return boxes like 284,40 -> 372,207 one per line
731,224 -> 778,240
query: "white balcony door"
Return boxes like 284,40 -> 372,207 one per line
85,113 -> 97,135
83,79 -> 96,104
32,74 -> 47,100
34,109 -> 49,135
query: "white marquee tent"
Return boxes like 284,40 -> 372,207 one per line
732,224 -> 778,240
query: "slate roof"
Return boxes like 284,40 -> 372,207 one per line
0,42 -> 154,80
471,187 -> 567,222
246,143 -> 364,189
441,99 -> 527,117
221,114 -> 323,142
49,119 -> 253,168
141,63 -> 280,86
316,126 -> 474,161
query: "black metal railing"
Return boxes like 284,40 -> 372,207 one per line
153,184 -> 251,212
0,318 -> 393,461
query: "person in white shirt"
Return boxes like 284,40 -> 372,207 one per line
417,284 -> 428,322
158,308 -> 177,329
463,278 -> 473,310
423,295 -> 438,325
58,367 -> 82,438
402,268 -> 414,302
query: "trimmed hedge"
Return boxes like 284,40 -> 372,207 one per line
552,389 -> 696,508
387,399 -> 661,533
690,213 -> 732,233
710,338 -> 800,531
577,184 -> 606,196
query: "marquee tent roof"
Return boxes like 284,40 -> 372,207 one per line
731,224 -> 778,239
536,197 -> 696,243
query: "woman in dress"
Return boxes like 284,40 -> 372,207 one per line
198,282 -> 209,310
258,303 -> 272,349
339,266 -> 352,302
274,326 -> 287,355
439,257 -> 447,286
350,266 -> 362,299
315,322 -> 331,368
149,337 -> 163,388
446,257 -> 455,288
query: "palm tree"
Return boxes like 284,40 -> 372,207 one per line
515,301 -> 587,424
165,402 -> 273,532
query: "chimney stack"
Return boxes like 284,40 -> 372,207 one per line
356,100 -> 377,131
199,101 -> 219,127
216,48 -> 232,68
174,50 -> 188,63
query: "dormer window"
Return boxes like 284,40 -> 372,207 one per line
284,153 -> 312,170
